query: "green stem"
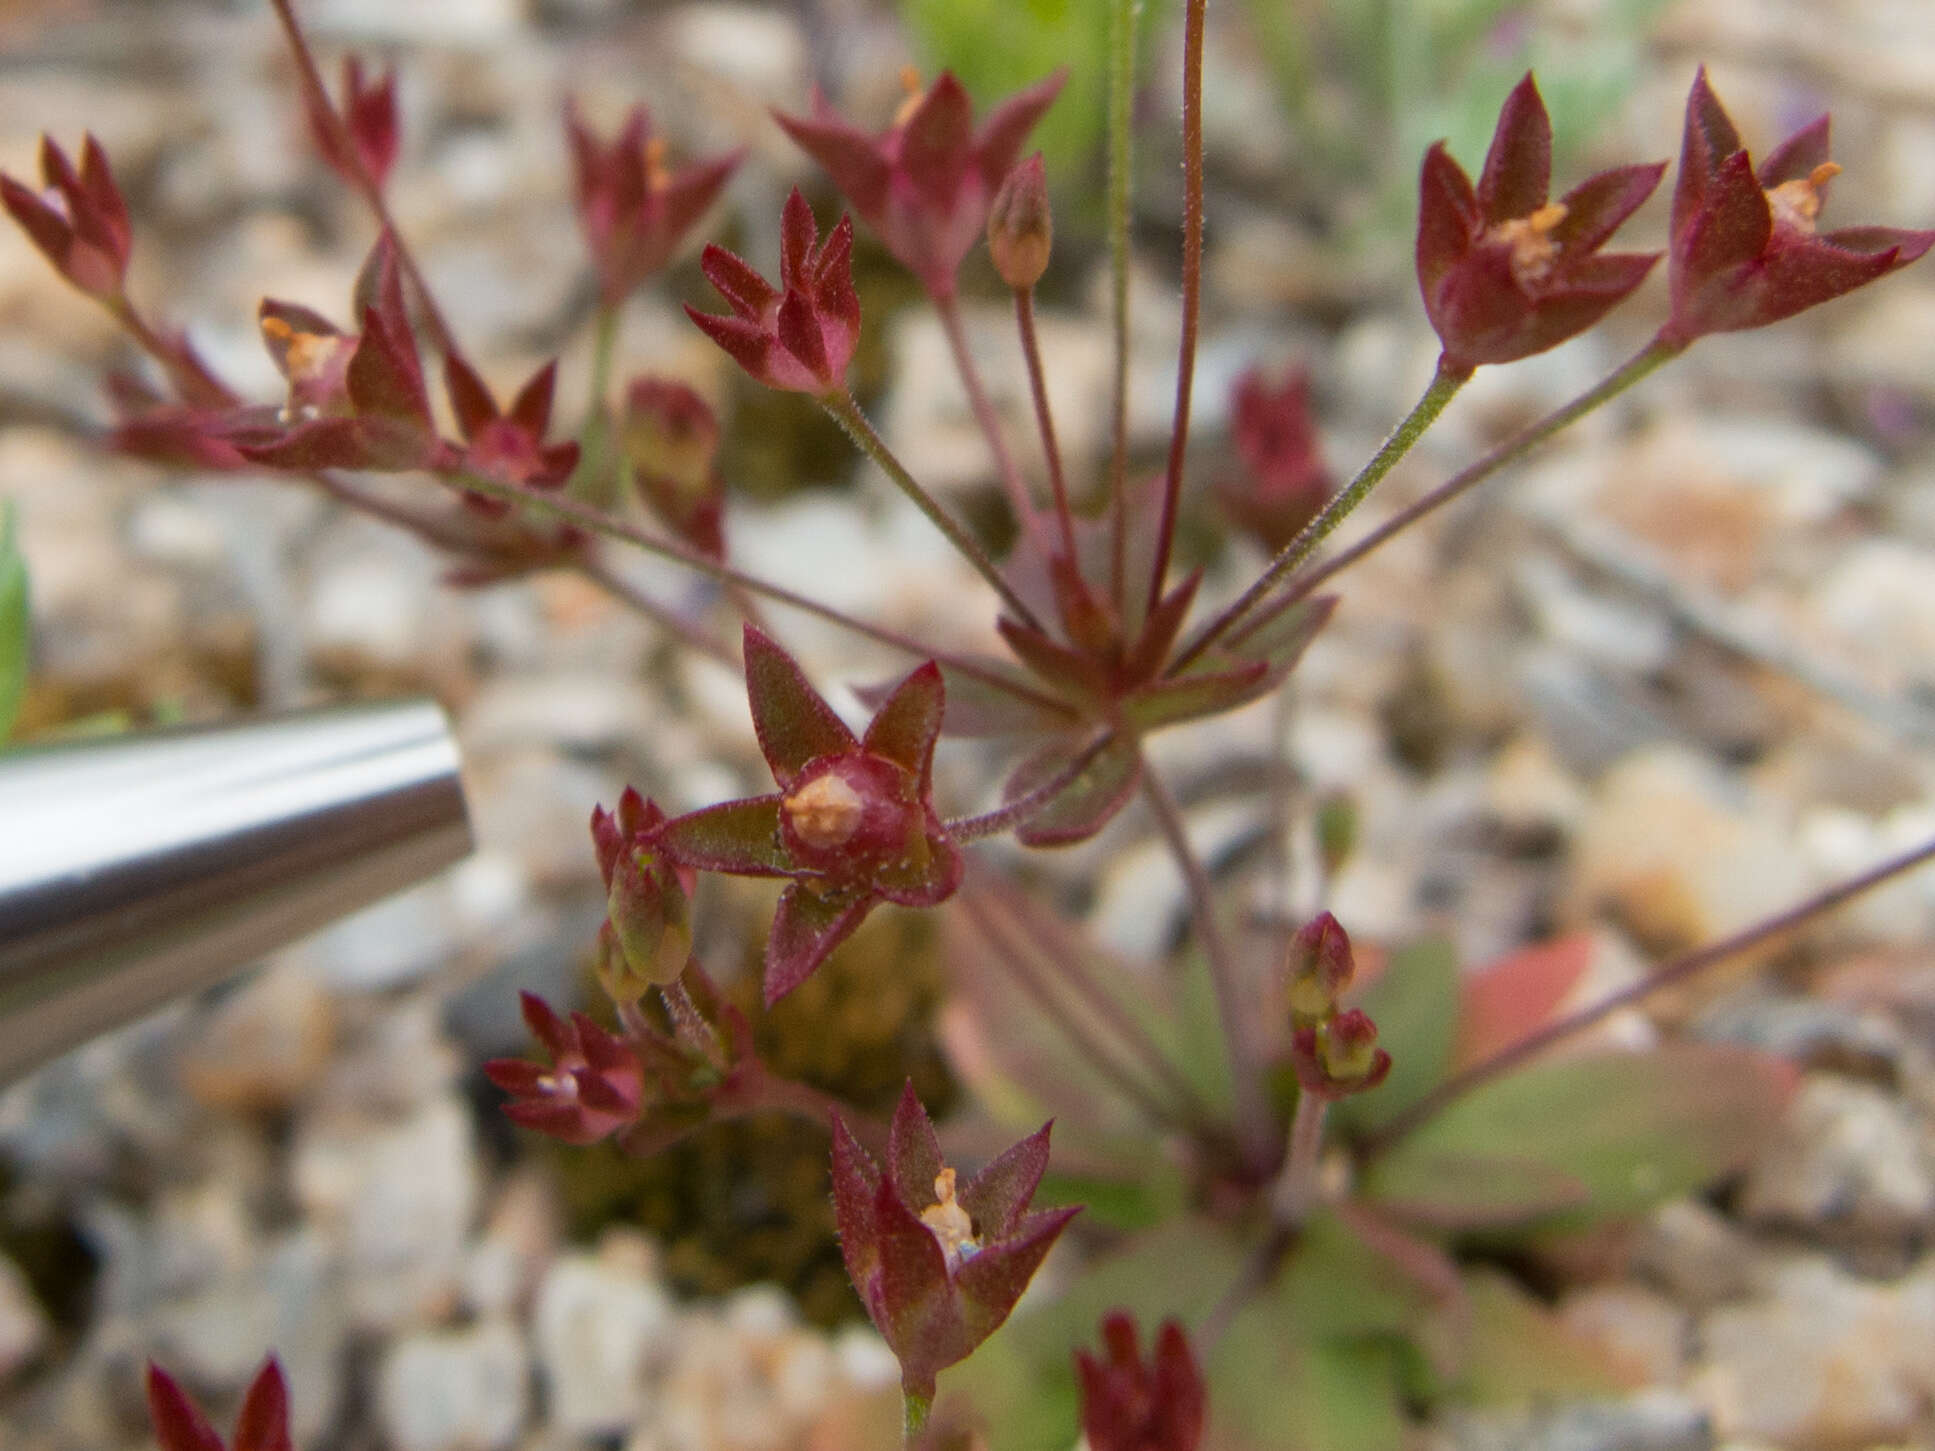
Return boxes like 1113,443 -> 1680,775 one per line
903,1386 -> 933,1441
933,289 -> 1035,531
1271,334 -> 1686,615
819,390 -> 1044,630
1144,0 -> 1208,622
1139,759 -> 1272,1166
1104,0 -> 1138,614
1270,1091 -> 1329,1225
436,469 -> 1076,720
1170,352 -> 1470,674
1364,832 -> 1935,1159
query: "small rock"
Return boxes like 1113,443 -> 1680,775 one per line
1692,987 -> 1903,1084
0,1252 -> 49,1380
1693,1254 -> 1935,1448
1629,1201 -> 1766,1310
1442,1389 -> 1712,1451
177,965 -> 335,1112
1557,1284 -> 1690,1387
532,1232 -> 674,1436
1736,1074 -> 1935,1243
377,1318 -> 528,1451
1808,539 -> 1935,695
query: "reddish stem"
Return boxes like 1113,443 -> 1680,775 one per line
1364,833 -> 1935,1157
943,728 -> 1114,841
933,289 -> 1035,532
1014,288 -> 1077,561
1144,0 -> 1208,621
268,0 -> 455,356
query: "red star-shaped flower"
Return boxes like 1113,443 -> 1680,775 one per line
146,1358 -> 293,1451
1,133 -> 133,303
1417,73 -> 1664,373
652,625 -> 963,1003
442,351 -> 579,514
1662,67 -> 1935,343
1075,1312 -> 1208,1451
775,67 -> 1065,300
483,992 -> 645,1146
831,1083 -> 1079,1402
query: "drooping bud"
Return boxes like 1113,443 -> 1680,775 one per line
1286,910 -> 1355,1025
622,376 -> 724,558
988,152 -> 1052,289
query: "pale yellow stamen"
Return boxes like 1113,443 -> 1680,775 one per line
260,315 -> 345,421
1485,201 -> 1570,287
644,136 -> 669,192
918,1167 -> 980,1271
893,66 -> 927,128
783,772 -> 864,850
1765,161 -> 1841,235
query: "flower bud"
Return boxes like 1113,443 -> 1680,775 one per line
1286,911 -> 1355,1025
987,153 -> 1053,290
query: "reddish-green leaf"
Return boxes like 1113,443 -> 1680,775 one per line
1362,1150 -> 1591,1230
764,882 -> 871,1003
1004,732 -> 1141,847
1119,659 -> 1270,733
1372,1043 -> 1799,1225
1454,933 -> 1595,1070
860,660 -> 945,786
654,796 -> 789,875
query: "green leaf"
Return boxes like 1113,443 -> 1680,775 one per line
1362,1150 -> 1591,1231
1213,1309 -> 1408,1451
1458,1270 -> 1637,1403
1331,935 -> 1460,1136
0,500 -> 28,743
1120,660 -> 1270,734
1004,732 -> 1141,847
1273,1211 -> 1444,1341
1371,1043 -> 1797,1227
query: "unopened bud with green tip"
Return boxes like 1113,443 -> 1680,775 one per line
1291,1007 -> 1392,1100
591,787 -> 696,999
1286,910 -> 1355,1025
988,152 -> 1052,290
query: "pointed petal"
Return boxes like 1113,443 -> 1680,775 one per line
571,1067 -> 634,1115
1,172 -> 73,270
1553,162 -> 1666,255
831,1111 -> 884,1288
232,1358 -> 293,1451
77,133 -> 131,262
481,1058 -> 547,1095
1757,114 -> 1831,189
871,1174 -> 958,1378
775,285 -> 831,386
654,796 -> 791,875
743,624 -> 857,782
959,1120 -> 1051,1238
1674,66 -> 1745,241
860,661 -> 945,785
231,416 -> 372,471
888,1080 -> 946,1211
779,187 -> 819,290
1674,147 -> 1772,289
508,359 -> 558,436
144,1364 -> 225,1451
698,243 -> 778,318
442,350 -> 498,441
1476,73 -> 1552,223
773,109 -> 892,221
901,73 -> 977,209
973,68 -> 1069,186
764,884 -> 871,1004
518,989 -> 574,1058
656,150 -> 743,243
685,305 -> 777,384
349,305 -> 431,427
1416,143 -> 1479,294
953,1203 -> 1080,1343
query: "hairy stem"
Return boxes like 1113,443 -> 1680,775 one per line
1140,760 -> 1272,1164
903,1387 -> 932,1441
944,729 -> 1114,842
439,469 -> 1075,719
1171,352 -> 1470,673
1144,0 -> 1208,621
1269,334 -> 1686,615
268,0 -> 455,355
1104,0 -> 1138,612
1014,288 -> 1077,561
820,389 -> 1043,629
933,289 -> 1034,531
1365,833 -> 1935,1157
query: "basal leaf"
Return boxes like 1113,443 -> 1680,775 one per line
1362,1150 -> 1591,1231
1004,732 -> 1140,846
1454,932 -> 1594,1070
1372,1043 -> 1798,1227
1213,1307 -> 1408,1451
0,501 -> 26,743
1458,1269 -> 1637,1403
1119,660 -> 1270,734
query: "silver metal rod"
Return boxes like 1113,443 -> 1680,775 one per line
0,698 -> 472,1083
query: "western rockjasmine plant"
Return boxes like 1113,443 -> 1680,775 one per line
9,1 -> 1935,1443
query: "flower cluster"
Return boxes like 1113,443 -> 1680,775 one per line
1285,912 -> 1392,1100
1075,1312 -> 1208,1451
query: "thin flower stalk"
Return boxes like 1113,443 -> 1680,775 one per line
1270,334 -> 1683,612
1270,1089 -> 1329,1226
819,388 -> 1045,629
1015,287 -> 1077,559
1145,0 -> 1209,619
1365,832 -> 1935,1156
933,290 -> 1035,528
1170,354 -> 1470,674
1139,760 -> 1270,1164
945,729 -> 1117,841
1105,0 -> 1137,609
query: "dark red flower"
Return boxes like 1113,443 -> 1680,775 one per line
1417,74 -> 1664,373
304,56 -> 400,192
1663,67 -> 1935,343
1075,1313 -> 1207,1451
775,68 -> 1065,299
224,233 -> 442,471
590,787 -> 696,1000
831,1083 -> 1079,1400
443,351 -> 579,513
1,133 -> 133,302
1290,1007 -> 1392,1101
1216,366 -> 1332,554
652,625 -> 962,1004
686,189 -> 860,397
484,992 -> 644,1145
146,1357 -> 292,1451
565,101 -> 742,306
622,376 -> 725,558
